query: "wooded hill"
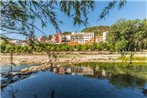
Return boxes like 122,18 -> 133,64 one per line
81,26 -> 109,36
62,26 -> 109,36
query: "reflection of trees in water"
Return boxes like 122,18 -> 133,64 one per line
33,95 -> 38,98
142,88 -> 147,96
85,62 -> 147,95
74,62 -> 147,81
93,63 -> 146,78
5,87 -> 56,98
6,85 -> 19,98
51,89 -> 55,98
109,74 -> 146,88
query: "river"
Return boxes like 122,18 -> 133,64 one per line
1,62 -> 147,98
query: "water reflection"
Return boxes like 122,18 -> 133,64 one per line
109,74 -> 146,88
52,66 -> 94,75
1,63 -> 147,98
50,64 -> 147,97
2,71 -> 147,98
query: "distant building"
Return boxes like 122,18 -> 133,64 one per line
70,32 -> 95,45
102,31 -> 108,42
39,31 -> 108,45
51,33 -> 72,44
95,36 -> 103,43
64,34 -> 71,42
37,36 -> 47,43
95,31 -> 108,43
9,40 -> 28,46
61,34 -> 71,42
83,32 -> 95,45
51,33 -> 62,43
71,32 -> 84,44
10,40 -> 18,44
19,40 -> 28,46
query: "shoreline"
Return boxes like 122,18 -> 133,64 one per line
1,53 -> 147,89
1,53 -> 147,65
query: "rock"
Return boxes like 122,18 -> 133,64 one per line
12,75 -> 20,81
20,64 -> 53,74
14,60 -> 20,64
11,72 -> 19,75
102,69 -> 106,77
143,88 -> 147,94
66,68 -> 72,73
21,68 -> 28,72
41,66 -> 48,70
34,66 -> 40,71
0,83 -> 7,89
1,77 -> 7,84
21,68 -> 29,74
29,66 -> 34,71
57,64 -> 61,67
21,75 -> 29,79
1,72 -> 7,77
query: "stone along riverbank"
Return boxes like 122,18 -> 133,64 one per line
1,53 -> 147,65
0,63 -> 55,89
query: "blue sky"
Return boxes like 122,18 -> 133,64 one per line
35,0 -> 147,37
7,0 -> 147,39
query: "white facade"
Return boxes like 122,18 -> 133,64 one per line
10,40 -> 18,44
71,32 -> 94,44
102,31 -> 108,42
65,35 -> 71,41
83,32 -> 94,43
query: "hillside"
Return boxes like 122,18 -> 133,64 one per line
62,32 -> 72,35
81,26 -> 109,36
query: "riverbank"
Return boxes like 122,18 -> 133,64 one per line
1,52 -> 147,65
1,52 -> 147,89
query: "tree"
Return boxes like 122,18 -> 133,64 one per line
81,45 -> 88,51
96,42 -> 103,51
115,39 -> 128,52
134,19 -> 147,50
76,45 -> 82,51
81,26 -> 109,36
108,19 -> 147,52
62,32 -> 72,35
1,0 -> 126,41
0,0 -> 94,40
0,42 -> 6,52
48,35 -> 53,40
0,0 -> 127,70
22,46 -> 29,53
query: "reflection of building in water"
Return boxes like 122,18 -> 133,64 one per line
71,67 -> 94,75
54,66 -> 94,75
